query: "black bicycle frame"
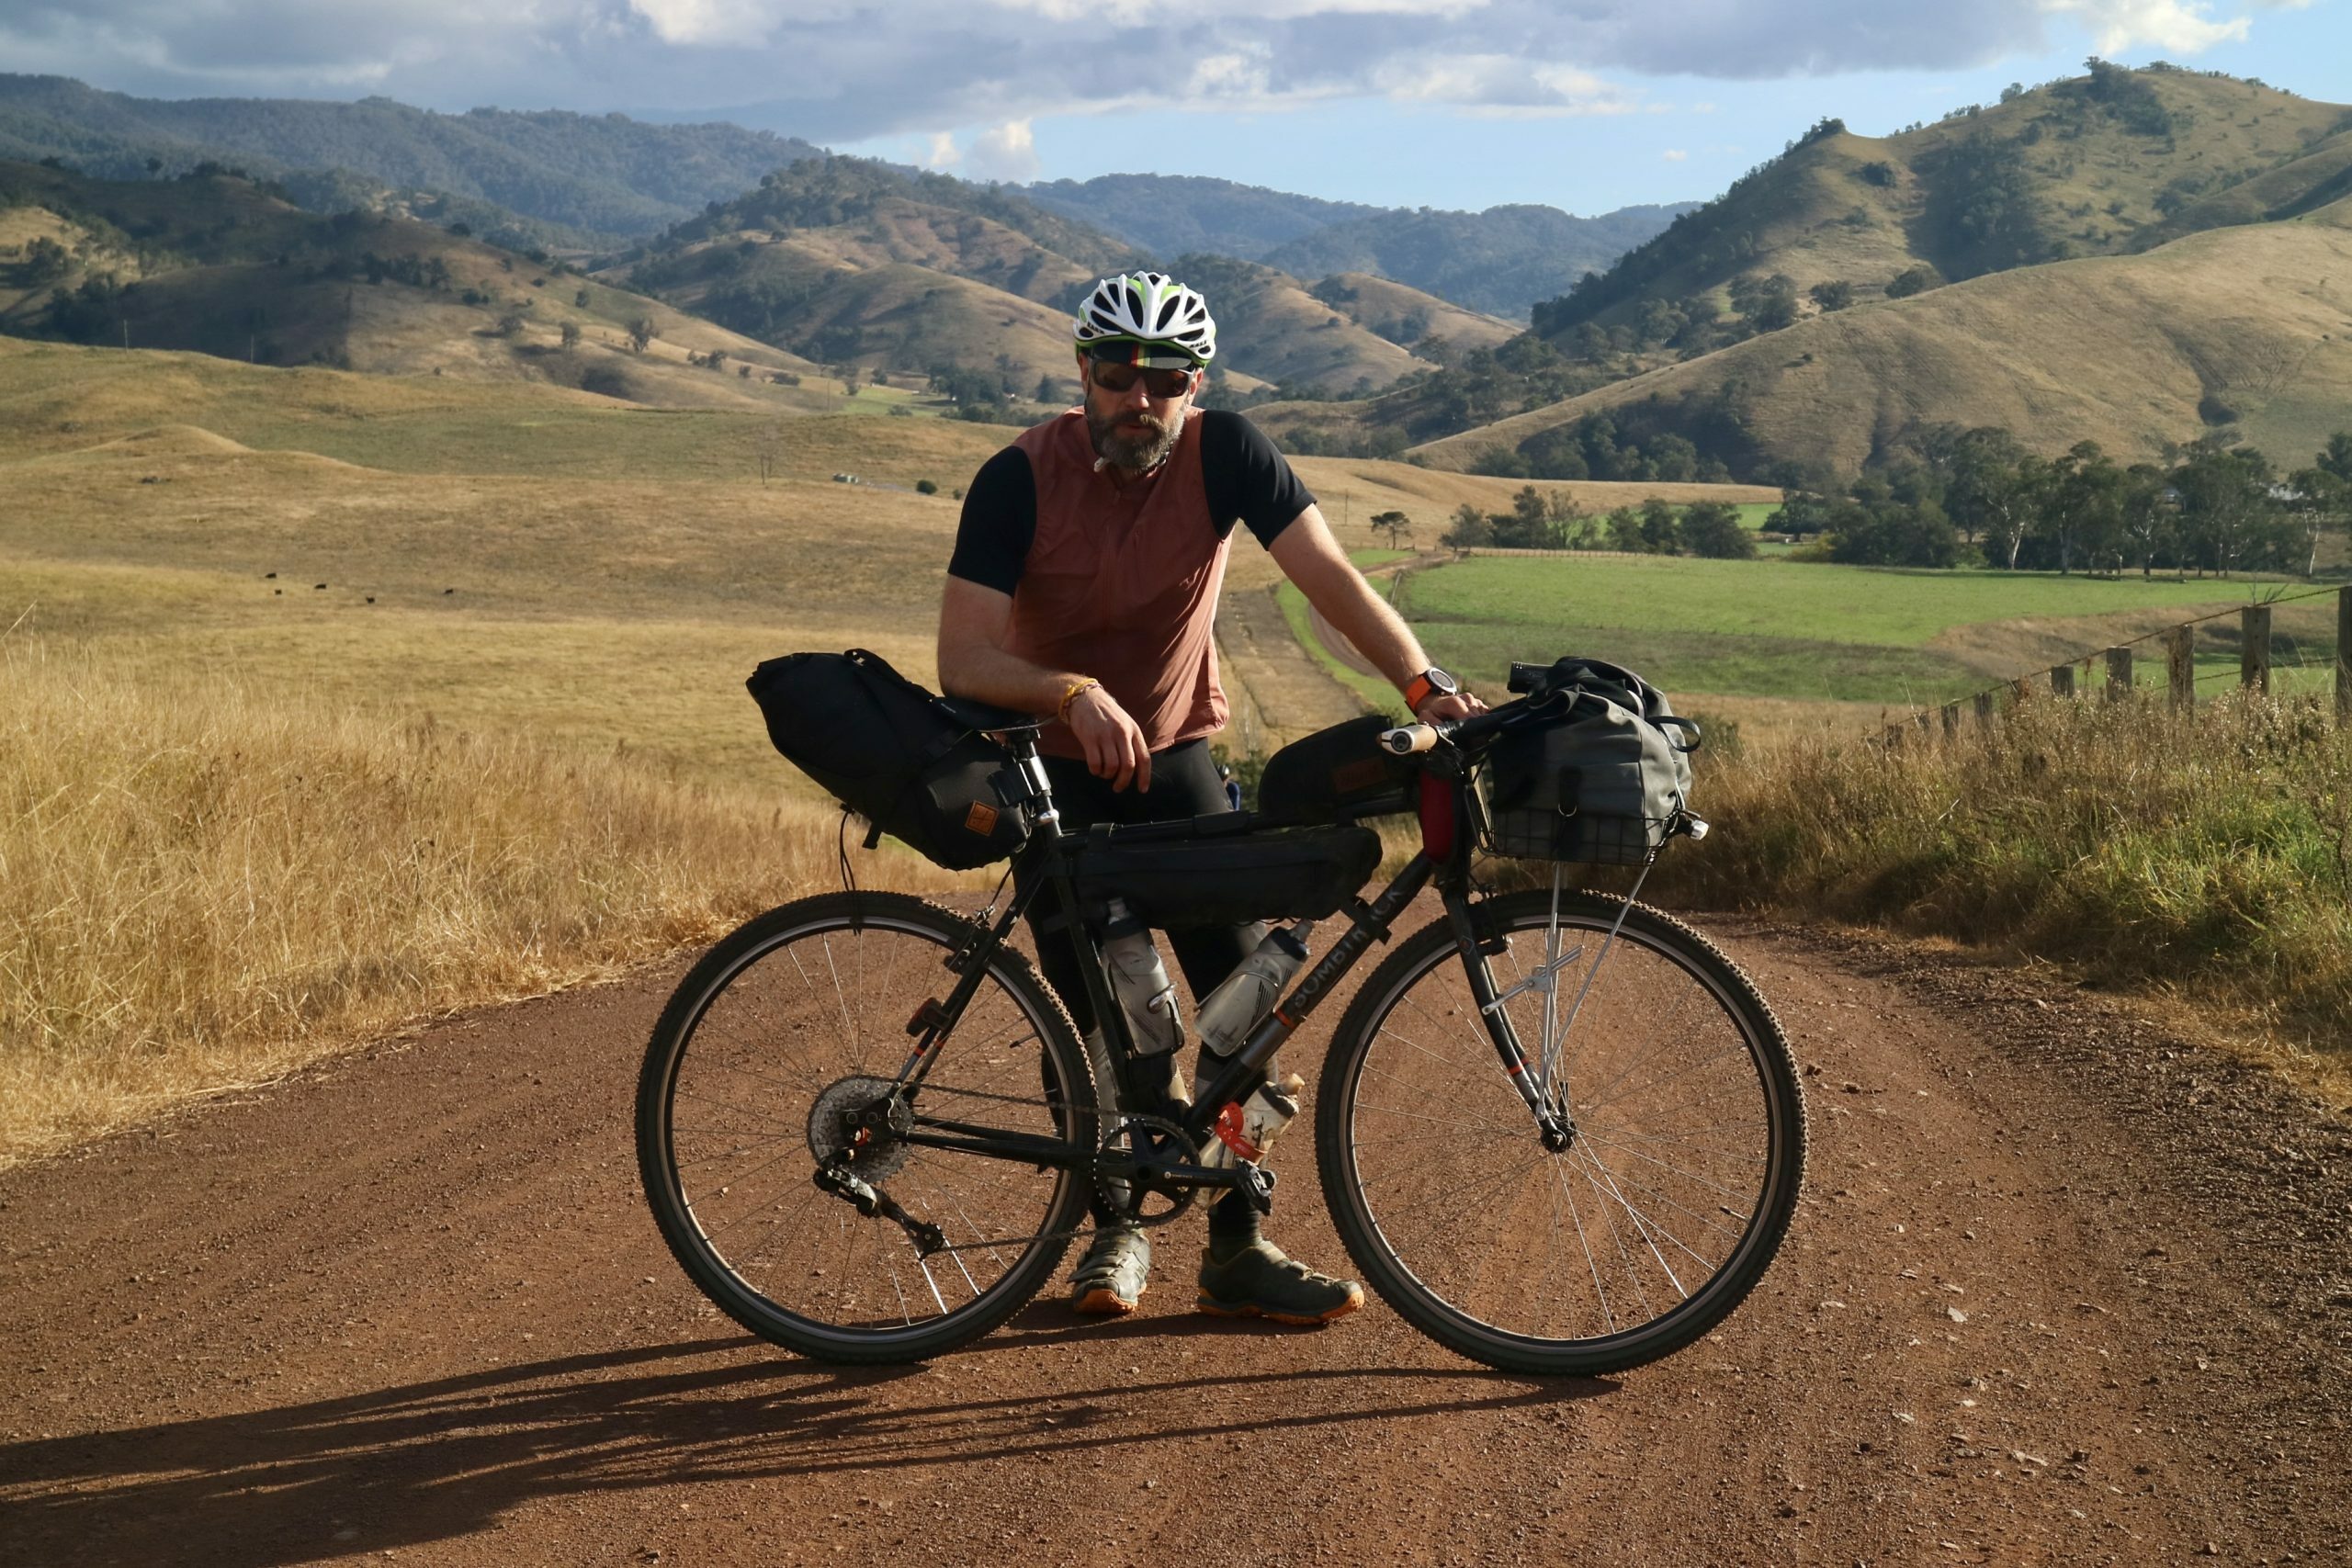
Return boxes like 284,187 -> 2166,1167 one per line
881,726 -> 1567,1192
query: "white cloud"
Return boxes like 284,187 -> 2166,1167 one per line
1662,148 -> 1689,160
967,118 -> 1040,183
2041,0 -> 2250,52
0,0 -> 2298,145
916,131 -> 961,171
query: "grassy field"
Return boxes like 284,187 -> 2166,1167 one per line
1391,553 -> 2337,708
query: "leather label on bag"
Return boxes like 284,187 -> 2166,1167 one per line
965,801 -> 1001,835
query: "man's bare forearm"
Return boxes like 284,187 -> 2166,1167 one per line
939,639 -> 1087,716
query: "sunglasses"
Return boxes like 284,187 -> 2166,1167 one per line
1088,360 -> 1197,399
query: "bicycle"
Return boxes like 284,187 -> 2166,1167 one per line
635,658 -> 1805,1375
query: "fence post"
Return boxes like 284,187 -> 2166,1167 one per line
2242,604 -> 2271,694
1973,691 -> 1995,728
2165,625 -> 2196,713
2337,586 -> 2350,721
2013,676 -> 2032,709
2051,664 -> 2075,699
2105,646 -> 2132,701
1940,704 -> 1961,739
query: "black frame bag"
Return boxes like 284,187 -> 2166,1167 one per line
746,649 -> 1029,870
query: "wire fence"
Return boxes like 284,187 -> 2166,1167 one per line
1881,582 -> 2352,745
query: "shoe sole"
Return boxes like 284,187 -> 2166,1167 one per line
1070,1282 -> 1145,1315
1193,1286 -> 1364,1326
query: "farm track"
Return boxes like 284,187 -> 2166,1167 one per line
4,909 -> 2349,1565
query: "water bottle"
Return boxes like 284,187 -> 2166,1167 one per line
1101,898 -> 1182,1056
1203,1072 -> 1306,1170
1193,922 -> 1312,1059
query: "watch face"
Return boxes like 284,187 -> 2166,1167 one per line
1424,667 -> 1458,696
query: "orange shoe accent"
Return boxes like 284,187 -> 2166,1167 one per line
1072,1282 -> 1145,1316
1194,1283 -> 1364,1326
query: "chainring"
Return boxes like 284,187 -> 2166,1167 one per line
1092,1112 -> 1200,1229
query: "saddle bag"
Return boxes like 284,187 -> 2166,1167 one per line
1071,820 -> 1382,930
746,649 -> 1029,870
1473,657 -> 1700,865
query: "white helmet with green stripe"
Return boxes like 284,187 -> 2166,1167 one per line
1073,271 -> 1217,366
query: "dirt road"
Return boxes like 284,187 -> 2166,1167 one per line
5,912 -> 2349,1567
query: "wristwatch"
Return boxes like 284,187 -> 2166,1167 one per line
1402,666 -> 1458,713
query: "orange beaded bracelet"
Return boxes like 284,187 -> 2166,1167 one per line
1057,677 -> 1101,722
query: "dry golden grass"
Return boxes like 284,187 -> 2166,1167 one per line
1647,689 -> 2352,1093
1321,273 -> 1519,354
1419,197 -> 2352,475
0,639 -> 969,1166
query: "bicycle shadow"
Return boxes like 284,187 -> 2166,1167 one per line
0,1330 -> 1607,1565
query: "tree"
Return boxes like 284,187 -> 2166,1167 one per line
1681,502 -> 1756,559
2171,442 -> 2281,576
2319,431 -> 2352,485
1809,279 -> 1855,312
627,318 -> 654,353
1369,510 -> 1413,550
707,349 -> 728,373
2119,464 -> 2175,577
22,236 -> 70,285
144,155 -> 164,176
494,312 -> 526,337
2285,467 -> 2349,577
1885,265 -> 1940,299
1441,502 -> 1492,551
1638,497 -> 1681,555
560,321 -> 582,350
2045,440 -> 2123,574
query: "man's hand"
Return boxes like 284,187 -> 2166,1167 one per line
1416,689 -> 1487,725
1068,684 -> 1153,793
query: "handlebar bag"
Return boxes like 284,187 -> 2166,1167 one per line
1475,665 -> 1698,865
746,649 -> 1030,870
1071,821 -> 1382,930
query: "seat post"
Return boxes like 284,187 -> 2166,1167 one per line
1000,727 -> 1062,832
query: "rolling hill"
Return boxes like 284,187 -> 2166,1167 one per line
0,160 -> 831,410
1535,65 -> 2352,344
0,74 -> 824,242
618,158 -> 1487,396
1415,193 -> 2352,479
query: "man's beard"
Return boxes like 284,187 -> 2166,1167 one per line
1085,405 -> 1182,473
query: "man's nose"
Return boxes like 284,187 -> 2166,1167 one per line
1114,378 -> 1154,410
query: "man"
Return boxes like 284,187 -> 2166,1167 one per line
937,270 -> 1481,1324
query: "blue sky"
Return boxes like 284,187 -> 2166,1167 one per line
3,0 -> 2343,216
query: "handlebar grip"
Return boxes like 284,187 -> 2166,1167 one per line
1377,724 -> 1440,756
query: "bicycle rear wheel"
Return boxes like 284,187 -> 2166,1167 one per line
1317,887 -> 1804,1376
636,891 -> 1096,1363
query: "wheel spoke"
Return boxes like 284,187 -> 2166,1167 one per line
640,895 -> 1090,1360
1323,890 -> 1803,1374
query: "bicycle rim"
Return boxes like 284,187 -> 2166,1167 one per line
637,892 -> 1092,1362
1319,889 -> 1804,1376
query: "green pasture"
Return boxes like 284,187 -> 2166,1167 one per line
1389,554 -> 2328,706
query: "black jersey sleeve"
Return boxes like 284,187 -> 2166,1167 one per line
945,446 -> 1038,594
1200,411 -> 1315,547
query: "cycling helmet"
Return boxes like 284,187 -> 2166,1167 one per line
1072,271 -> 1217,366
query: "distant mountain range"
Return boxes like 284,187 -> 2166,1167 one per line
1023,174 -> 1696,320
0,74 -> 825,242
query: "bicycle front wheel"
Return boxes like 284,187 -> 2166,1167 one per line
636,891 -> 1096,1363
1317,888 -> 1804,1376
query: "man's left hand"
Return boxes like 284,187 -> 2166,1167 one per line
1415,690 -> 1487,725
